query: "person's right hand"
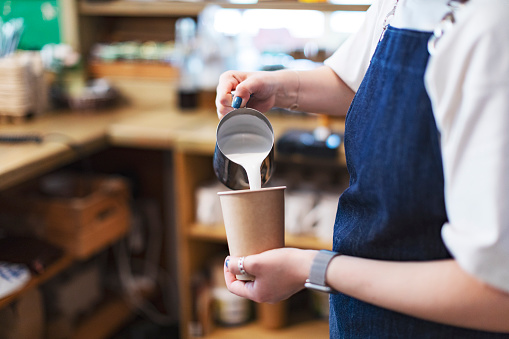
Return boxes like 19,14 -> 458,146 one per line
215,70 -> 281,119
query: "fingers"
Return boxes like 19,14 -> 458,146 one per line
215,90 -> 251,118
216,70 -> 250,118
230,87 -> 252,108
223,256 -> 255,300
232,96 -> 242,109
216,70 -> 282,119
223,249 -> 313,303
215,93 -> 235,119
223,257 -> 237,286
225,255 -> 251,277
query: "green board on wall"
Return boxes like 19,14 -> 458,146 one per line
1,0 -> 61,50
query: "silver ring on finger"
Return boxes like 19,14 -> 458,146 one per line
238,256 -> 247,275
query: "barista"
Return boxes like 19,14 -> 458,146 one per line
216,0 -> 509,337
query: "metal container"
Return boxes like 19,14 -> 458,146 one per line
213,108 -> 274,190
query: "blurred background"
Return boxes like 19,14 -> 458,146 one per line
0,0 -> 369,113
0,1 -> 369,339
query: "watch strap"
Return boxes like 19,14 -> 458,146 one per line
305,250 -> 340,293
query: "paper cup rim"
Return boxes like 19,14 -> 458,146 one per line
217,186 -> 286,196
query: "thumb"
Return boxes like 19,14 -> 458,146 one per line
225,255 -> 254,278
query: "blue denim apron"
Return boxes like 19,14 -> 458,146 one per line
330,26 -> 509,338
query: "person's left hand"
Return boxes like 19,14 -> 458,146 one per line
224,248 -> 317,303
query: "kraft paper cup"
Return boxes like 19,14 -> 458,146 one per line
218,186 -> 286,281
257,300 -> 287,329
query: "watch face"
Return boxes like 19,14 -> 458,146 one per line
305,281 -> 333,293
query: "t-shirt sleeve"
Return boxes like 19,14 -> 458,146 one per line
425,0 -> 509,293
324,0 -> 392,92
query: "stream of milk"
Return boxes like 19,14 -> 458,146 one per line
220,133 -> 272,190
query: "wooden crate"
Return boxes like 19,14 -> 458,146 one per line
32,174 -> 131,259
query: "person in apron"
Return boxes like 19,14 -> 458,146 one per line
216,0 -> 509,336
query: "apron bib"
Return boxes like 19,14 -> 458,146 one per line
330,26 -> 509,338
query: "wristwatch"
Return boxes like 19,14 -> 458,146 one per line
305,250 -> 340,294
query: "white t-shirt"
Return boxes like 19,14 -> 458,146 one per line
325,0 -> 509,293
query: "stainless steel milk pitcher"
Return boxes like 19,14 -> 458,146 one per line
213,108 -> 275,190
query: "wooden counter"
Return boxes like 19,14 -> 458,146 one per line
0,104 -> 344,190
0,107 -> 135,190
0,105 -> 209,190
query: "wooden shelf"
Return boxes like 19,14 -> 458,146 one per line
79,0 -> 370,17
188,223 -> 228,243
189,223 -> 332,250
72,296 -> 135,339
89,61 -> 179,80
286,231 -> 332,250
201,318 -> 329,339
0,254 -> 74,310
0,257 -> 136,339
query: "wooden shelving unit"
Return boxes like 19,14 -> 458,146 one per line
173,139 -> 342,338
0,256 -> 136,339
69,1 -> 363,337
189,223 -> 332,250
0,147 -> 143,337
72,296 -> 135,339
203,318 -> 329,339
79,0 -> 370,17
0,254 -> 74,310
